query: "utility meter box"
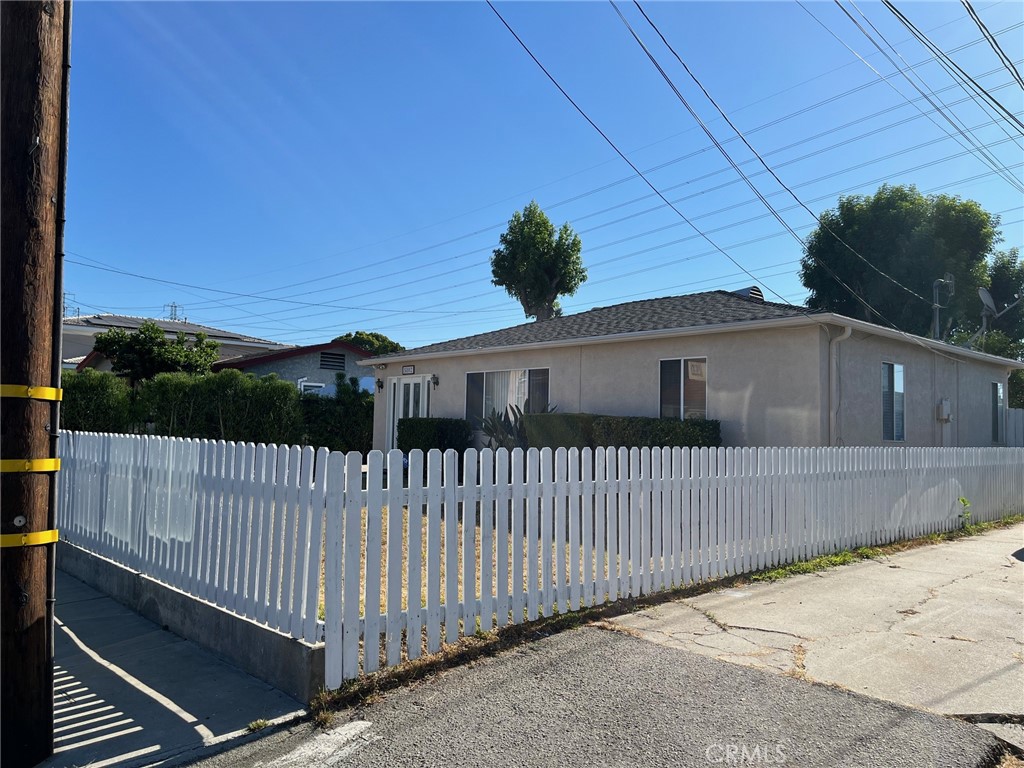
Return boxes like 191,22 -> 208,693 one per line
936,398 -> 952,423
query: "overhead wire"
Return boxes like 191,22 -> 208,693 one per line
960,0 -> 1024,89
174,49 -> 1021,316
802,0 -> 1024,193
615,0 -> 931,322
882,0 -> 1024,134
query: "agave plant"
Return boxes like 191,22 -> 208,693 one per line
481,399 -> 556,451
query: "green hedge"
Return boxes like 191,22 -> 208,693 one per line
61,369 -> 373,452
61,369 -> 137,433
522,412 -> 597,449
397,417 -> 472,453
592,415 -> 721,449
522,411 -> 721,450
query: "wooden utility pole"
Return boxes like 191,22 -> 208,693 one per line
1,2 -> 71,766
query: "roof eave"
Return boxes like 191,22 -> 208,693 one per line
359,312 -> 1024,370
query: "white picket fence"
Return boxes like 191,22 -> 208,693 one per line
58,432 -> 330,643
322,445 -> 1023,687
58,433 -> 1024,688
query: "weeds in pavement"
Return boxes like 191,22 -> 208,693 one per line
308,513 -> 1024,723
246,719 -> 270,732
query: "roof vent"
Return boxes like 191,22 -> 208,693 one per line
732,286 -> 764,302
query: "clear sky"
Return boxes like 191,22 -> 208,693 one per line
64,0 -> 1024,349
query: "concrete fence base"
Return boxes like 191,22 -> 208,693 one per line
57,542 -> 325,704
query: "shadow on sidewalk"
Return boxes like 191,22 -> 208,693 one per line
39,572 -> 304,768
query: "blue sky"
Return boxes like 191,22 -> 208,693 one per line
65,1 -> 1024,348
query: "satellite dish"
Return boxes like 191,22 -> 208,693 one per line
979,287 -> 998,315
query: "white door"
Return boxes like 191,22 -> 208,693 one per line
386,375 -> 430,452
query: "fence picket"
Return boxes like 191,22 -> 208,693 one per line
406,450 -> 425,657
426,450 -> 443,653
386,449 -> 405,668
60,432 -> 1024,691
480,449 -> 495,632
443,450 -> 459,643
364,452 -> 384,674
342,451 -> 363,680
462,449 -> 479,635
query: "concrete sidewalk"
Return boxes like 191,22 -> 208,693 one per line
613,522 -> 1024,749
40,572 -> 305,768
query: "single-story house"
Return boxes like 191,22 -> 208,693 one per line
359,288 -> 1024,451
66,314 -> 291,370
214,339 -> 373,395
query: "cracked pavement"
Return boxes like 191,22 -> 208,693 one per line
612,522 -> 1024,749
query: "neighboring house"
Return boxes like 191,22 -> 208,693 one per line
65,315 -> 291,370
213,339 -> 372,395
359,288 -> 1024,452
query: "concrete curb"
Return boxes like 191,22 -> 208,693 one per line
58,542 -> 325,704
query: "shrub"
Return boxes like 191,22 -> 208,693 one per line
61,369 -> 136,433
591,415 -> 721,449
522,412 -> 597,449
300,375 -> 373,454
397,417 -> 472,454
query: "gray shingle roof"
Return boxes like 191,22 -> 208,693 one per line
375,291 -> 820,360
63,315 -> 284,345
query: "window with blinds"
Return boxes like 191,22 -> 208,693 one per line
465,369 -> 549,428
882,362 -> 905,441
660,357 -> 707,420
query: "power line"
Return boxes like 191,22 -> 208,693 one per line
844,0 -> 1024,190
882,0 -> 1024,134
961,0 -> 1024,89
168,16 -> 1024,312
172,54 -> 1022,317
617,0 -> 932,319
803,0 -> 1024,193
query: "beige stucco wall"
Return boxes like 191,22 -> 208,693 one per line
834,330 -> 1012,447
368,324 -> 828,450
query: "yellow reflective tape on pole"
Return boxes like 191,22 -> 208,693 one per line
0,530 -> 59,548
0,458 -> 61,473
0,385 -> 62,401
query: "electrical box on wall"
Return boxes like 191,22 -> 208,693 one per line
936,398 -> 952,423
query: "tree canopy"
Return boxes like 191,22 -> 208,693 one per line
332,330 -> 404,356
799,184 -> 999,338
491,201 -> 586,321
92,320 -> 219,385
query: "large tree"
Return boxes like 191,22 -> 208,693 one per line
491,201 -> 586,321
799,184 -> 999,338
332,330 -> 404,356
93,320 -> 219,385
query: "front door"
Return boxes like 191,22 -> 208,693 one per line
386,375 -> 430,452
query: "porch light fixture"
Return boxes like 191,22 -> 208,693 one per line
431,374 -> 439,389
375,378 -> 384,392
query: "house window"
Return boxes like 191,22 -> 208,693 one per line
882,362 -> 905,441
465,368 -> 549,428
299,381 -> 326,395
660,358 -> 707,420
319,351 -> 346,371
992,382 -> 1005,444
